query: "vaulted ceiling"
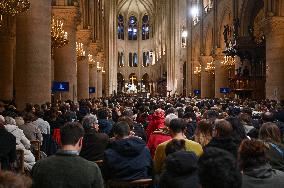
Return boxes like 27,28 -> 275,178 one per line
117,0 -> 155,15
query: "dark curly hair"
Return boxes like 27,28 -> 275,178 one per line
238,139 -> 268,170
198,147 -> 242,188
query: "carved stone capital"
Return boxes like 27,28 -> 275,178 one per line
261,16 -> 284,36
76,29 -> 92,45
52,6 -> 80,29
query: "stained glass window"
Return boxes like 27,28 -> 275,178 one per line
128,16 -> 138,40
118,14 -> 124,40
142,15 -> 150,40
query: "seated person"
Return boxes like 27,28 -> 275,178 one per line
147,114 -> 178,158
239,139 -> 284,188
80,115 -> 109,161
159,139 -> 199,188
0,115 -> 16,170
19,113 -> 42,143
259,122 -> 284,171
198,147 -> 242,188
154,118 -> 203,174
205,119 -> 238,158
103,121 -> 152,181
4,116 -> 35,171
31,122 -> 104,188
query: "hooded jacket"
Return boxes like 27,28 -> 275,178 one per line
103,137 -> 152,181
242,164 -> 284,188
159,151 -> 199,188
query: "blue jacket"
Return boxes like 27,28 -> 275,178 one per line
103,137 -> 152,181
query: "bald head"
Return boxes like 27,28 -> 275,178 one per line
262,112 -> 274,123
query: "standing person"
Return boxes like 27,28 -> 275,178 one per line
97,108 -> 113,135
19,113 -> 42,143
31,122 -> 104,188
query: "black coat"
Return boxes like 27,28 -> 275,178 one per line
206,137 -> 238,158
0,128 -> 16,170
159,151 -> 199,188
80,130 -> 109,161
103,137 -> 152,181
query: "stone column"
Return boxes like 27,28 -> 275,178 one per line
214,49 -> 229,98
200,56 -> 215,98
263,17 -> 284,101
89,63 -> 97,98
77,29 -> 91,100
97,69 -> 102,98
0,16 -> 15,101
15,0 -> 51,109
52,6 -> 79,102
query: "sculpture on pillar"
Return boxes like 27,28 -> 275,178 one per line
223,25 -> 230,48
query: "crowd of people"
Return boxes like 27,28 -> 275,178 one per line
1,96 -> 284,188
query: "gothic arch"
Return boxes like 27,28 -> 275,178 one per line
240,0 -> 264,37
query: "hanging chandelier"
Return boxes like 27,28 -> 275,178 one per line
194,64 -> 201,75
51,18 -> 69,49
221,55 -> 235,69
205,61 -> 215,74
0,0 -> 30,16
76,42 -> 86,60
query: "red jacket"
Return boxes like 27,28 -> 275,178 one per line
146,109 -> 165,139
147,129 -> 171,158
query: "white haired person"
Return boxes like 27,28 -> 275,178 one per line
4,116 -> 36,171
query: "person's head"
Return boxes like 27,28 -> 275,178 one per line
195,120 -> 213,146
169,118 -> 186,135
166,107 -> 178,116
24,103 -> 35,113
165,139 -> 186,156
60,122 -> 85,151
0,101 -> 5,113
238,139 -> 267,170
81,115 -> 99,132
113,121 -> 130,139
259,122 -> 281,143
4,116 -> 16,125
0,115 -> 5,128
213,119 -> 233,138
262,111 -> 274,122
97,108 -> 109,119
226,117 -> 247,141
0,171 -> 32,188
23,113 -> 35,123
118,116 -> 134,130
198,147 -> 242,188
165,113 -> 178,127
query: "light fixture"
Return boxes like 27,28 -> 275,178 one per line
51,17 -> 69,49
181,25 -> 188,48
191,6 -> 199,17
0,0 -> 30,16
205,60 -> 215,74
194,64 -> 201,75
221,55 -> 235,69
76,42 -> 86,60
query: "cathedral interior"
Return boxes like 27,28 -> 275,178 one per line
0,0 -> 284,109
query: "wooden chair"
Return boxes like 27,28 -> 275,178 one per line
107,179 -> 153,188
16,149 -> 25,173
31,140 -> 41,161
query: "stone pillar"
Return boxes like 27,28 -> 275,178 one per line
0,16 -> 15,101
52,6 -> 79,102
15,0 -> 51,109
200,56 -> 215,98
89,63 -> 97,98
77,29 -> 91,100
214,49 -> 229,98
263,17 -> 284,101
97,69 -> 102,98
